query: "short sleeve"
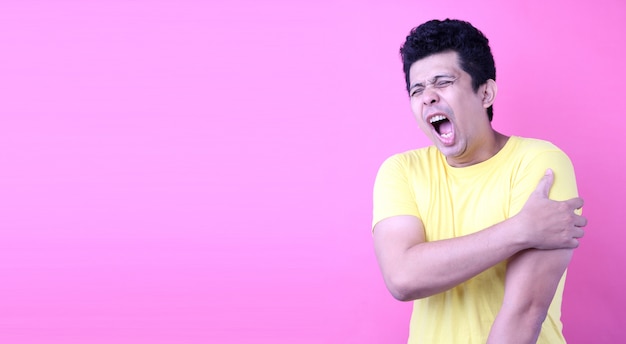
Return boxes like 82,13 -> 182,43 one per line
509,149 -> 580,217
372,154 -> 421,229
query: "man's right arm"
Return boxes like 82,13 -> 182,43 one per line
373,170 -> 585,301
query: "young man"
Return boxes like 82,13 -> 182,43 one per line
372,19 -> 587,343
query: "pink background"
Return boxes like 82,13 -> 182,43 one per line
0,1 -> 624,343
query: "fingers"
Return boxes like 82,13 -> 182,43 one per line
565,197 -> 584,210
574,227 -> 585,239
533,168 -> 554,197
574,214 -> 588,228
568,229 -> 585,249
567,221 -> 586,251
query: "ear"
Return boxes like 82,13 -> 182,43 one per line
481,79 -> 497,108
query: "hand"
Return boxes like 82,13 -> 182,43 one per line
515,169 -> 587,250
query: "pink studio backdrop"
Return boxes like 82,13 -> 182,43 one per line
0,1 -> 623,343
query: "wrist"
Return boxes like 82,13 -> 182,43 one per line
506,214 -> 532,251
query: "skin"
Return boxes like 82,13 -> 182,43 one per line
408,51 -> 505,167
373,51 -> 587,342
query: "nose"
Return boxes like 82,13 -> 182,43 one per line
422,88 -> 439,106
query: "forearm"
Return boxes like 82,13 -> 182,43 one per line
488,304 -> 545,344
380,218 -> 528,301
487,248 -> 572,343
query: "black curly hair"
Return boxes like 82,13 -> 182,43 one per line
400,19 -> 496,121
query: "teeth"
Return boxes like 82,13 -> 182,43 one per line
429,115 -> 446,123
441,132 -> 452,138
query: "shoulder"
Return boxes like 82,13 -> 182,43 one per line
508,137 -> 579,200
378,146 -> 440,171
507,136 -> 572,166
374,146 -> 441,194
510,136 -> 566,155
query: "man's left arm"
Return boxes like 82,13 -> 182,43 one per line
487,150 -> 583,344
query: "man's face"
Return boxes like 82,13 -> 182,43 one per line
408,51 -> 494,167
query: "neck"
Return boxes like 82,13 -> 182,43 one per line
446,131 -> 509,167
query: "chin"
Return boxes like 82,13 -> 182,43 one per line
438,145 -> 464,159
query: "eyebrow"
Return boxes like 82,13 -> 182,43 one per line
409,74 -> 456,91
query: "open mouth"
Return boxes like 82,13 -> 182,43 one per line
429,114 -> 453,139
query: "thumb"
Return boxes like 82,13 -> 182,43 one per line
534,168 -> 554,198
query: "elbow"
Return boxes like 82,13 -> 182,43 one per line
517,296 -> 552,323
500,300 -> 551,332
524,302 -> 551,327
384,275 -> 426,302
489,302 -> 550,344
388,286 -> 413,302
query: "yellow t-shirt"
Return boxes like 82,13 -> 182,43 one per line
372,136 -> 579,343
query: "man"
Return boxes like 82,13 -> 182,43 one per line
372,19 -> 587,343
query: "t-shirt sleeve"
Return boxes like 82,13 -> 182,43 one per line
509,148 -> 580,217
372,154 -> 421,230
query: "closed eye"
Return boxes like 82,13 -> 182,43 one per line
410,88 -> 424,97
435,80 -> 454,88
410,76 -> 457,97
